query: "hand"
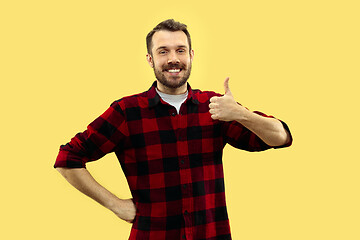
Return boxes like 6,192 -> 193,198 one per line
111,198 -> 137,223
209,77 -> 242,121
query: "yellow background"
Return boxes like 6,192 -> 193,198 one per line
1,0 -> 359,239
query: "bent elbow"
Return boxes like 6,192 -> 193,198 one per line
270,129 -> 291,147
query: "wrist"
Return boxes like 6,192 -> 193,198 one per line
234,104 -> 250,123
106,195 -> 123,213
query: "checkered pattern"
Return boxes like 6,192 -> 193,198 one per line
55,81 -> 292,240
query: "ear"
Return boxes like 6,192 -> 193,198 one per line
190,49 -> 194,62
146,53 -> 154,68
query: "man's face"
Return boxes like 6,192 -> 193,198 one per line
147,30 -> 194,90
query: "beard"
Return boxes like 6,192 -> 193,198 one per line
153,62 -> 192,89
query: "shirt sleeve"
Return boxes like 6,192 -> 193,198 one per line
54,100 -> 128,168
223,110 -> 293,152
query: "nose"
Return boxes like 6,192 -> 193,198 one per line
167,51 -> 180,64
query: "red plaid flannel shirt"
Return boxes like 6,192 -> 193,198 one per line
55,81 -> 292,240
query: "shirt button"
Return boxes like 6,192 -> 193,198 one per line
180,160 -> 185,164
184,210 -> 189,215
171,112 -> 176,116
182,234 -> 186,239
183,184 -> 187,189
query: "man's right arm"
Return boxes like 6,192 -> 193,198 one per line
56,167 -> 136,223
55,101 -> 134,221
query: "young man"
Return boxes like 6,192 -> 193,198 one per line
55,19 -> 292,240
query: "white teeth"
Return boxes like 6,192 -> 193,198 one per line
168,69 -> 180,73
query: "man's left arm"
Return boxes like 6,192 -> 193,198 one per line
209,77 -> 291,147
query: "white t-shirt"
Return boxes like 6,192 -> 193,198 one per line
156,88 -> 188,114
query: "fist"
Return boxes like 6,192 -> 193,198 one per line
209,77 -> 240,121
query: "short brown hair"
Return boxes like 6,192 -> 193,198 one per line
146,19 -> 192,55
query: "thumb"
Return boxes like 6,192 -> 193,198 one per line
223,77 -> 232,96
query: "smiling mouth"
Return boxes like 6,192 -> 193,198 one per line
164,68 -> 182,75
167,68 -> 181,73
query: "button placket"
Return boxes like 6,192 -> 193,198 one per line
177,106 -> 194,238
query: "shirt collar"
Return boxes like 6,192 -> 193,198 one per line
147,81 -> 199,108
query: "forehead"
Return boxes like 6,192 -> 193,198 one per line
152,30 -> 189,50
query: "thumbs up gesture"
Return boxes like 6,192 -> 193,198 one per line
209,77 -> 243,121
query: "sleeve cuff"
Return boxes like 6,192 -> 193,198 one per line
54,148 -> 87,168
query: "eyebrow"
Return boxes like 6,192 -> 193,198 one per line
156,45 -> 188,51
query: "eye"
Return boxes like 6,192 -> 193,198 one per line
159,50 -> 167,54
177,49 -> 186,53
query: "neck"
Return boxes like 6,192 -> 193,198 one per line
156,80 -> 188,95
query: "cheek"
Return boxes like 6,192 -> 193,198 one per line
153,62 -> 163,72
153,59 -> 166,68
182,56 -> 192,64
